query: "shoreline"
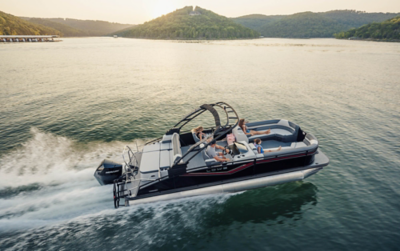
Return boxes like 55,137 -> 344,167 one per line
336,37 -> 400,43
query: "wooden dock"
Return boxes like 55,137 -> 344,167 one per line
0,35 -> 60,42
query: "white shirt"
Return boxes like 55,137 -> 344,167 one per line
206,145 -> 217,158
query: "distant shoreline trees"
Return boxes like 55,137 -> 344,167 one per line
232,10 -> 400,38
0,11 -> 61,36
334,16 -> 400,41
0,10 -> 134,37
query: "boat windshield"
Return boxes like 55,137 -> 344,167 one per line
234,142 -> 248,153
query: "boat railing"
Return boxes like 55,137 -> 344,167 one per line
113,146 -> 142,208
145,137 -> 162,145
117,144 -> 170,208
114,174 -> 165,208
122,146 -> 139,170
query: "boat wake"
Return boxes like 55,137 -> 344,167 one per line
0,129 -> 233,230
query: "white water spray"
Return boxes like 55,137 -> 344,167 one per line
0,128 -> 234,233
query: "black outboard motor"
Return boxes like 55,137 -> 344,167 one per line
94,159 -> 123,186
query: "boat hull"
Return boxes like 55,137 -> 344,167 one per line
127,149 -> 329,205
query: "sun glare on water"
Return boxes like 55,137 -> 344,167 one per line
151,2 -> 176,19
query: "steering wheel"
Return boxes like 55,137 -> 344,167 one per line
223,146 -> 231,155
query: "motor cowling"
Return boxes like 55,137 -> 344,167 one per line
94,159 -> 123,186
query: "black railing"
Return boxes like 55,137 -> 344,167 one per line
113,179 -> 129,208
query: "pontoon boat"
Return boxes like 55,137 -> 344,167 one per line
94,102 -> 329,208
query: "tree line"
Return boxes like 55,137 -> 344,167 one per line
1,10 -> 134,37
334,16 -> 400,40
232,10 -> 400,38
0,11 -> 60,35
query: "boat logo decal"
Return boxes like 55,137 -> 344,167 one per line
106,170 -> 120,174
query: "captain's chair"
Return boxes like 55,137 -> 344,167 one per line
202,149 -> 218,166
192,132 -> 200,143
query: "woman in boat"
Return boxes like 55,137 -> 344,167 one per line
192,126 -> 206,141
239,119 -> 271,136
254,138 -> 282,154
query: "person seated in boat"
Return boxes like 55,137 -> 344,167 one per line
192,126 -> 206,142
239,119 -> 271,136
206,141 -> 230,162
254,138 -> 282,154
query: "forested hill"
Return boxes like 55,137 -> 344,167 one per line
260,12 -> 349,38
22,18 -> 87,36
232,10 -> 400,38
43,18 -> 134,36
231,14 -> 283,31
0,11 -> 61,35
21,17 -> 134,36
322,10 -> 399,27
334,16 -> 400,40
113,6 -> 259,39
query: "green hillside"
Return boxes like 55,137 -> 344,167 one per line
232,10 -> 400,38
22,18 -> 87,36
323,10 -> 399,27
114,6 -> 259,39
46,18 -> 134,36
231,14 -> 283,31
0,11 -> 60,35
259,12 -> 349,38
334,16 -> 400,40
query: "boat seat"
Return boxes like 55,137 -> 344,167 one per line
192,132 -> 200,143
192,132 -> 211,143
250,141 -> 308,155
290,142 -> 307,148
248,132 -> 288,142
250,142 -> 282,155
202,149 -> 218,166
232,126 -> 249,143
234,122 -> 298,143
170,133 -> 183,166
249,142 -> 259,155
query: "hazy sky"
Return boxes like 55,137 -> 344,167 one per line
1,0 -> 399,24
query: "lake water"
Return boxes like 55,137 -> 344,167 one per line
0,38 -> 399,250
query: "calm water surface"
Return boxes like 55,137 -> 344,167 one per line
0,38 -> 399,250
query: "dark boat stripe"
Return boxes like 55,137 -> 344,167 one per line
182,151 -> 315,177
181,162 -> 253,176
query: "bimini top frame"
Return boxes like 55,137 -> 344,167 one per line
171,102 -> 240,166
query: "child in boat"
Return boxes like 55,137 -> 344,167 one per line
254,138 -> 282,154
239,119 -> 271,136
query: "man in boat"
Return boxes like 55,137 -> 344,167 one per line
206,140 -> 230,162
